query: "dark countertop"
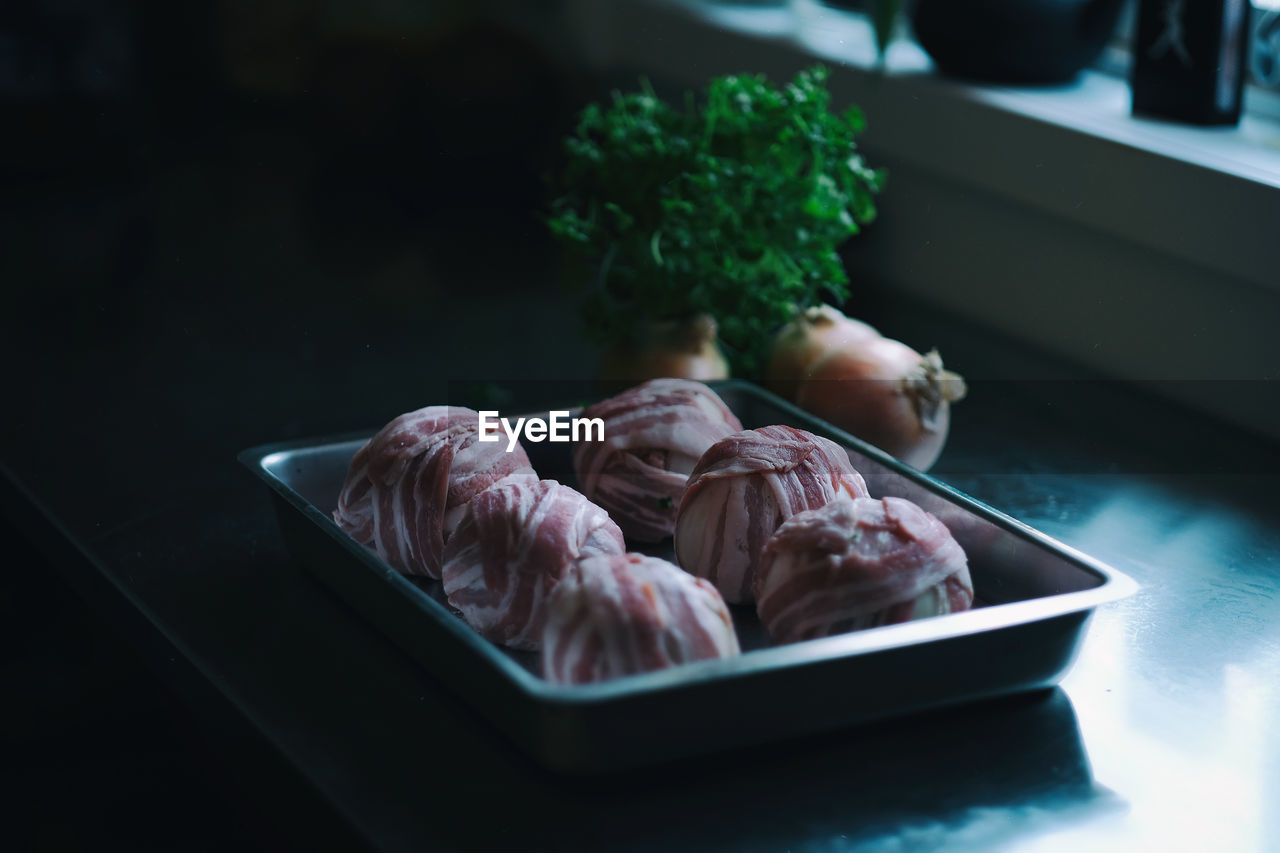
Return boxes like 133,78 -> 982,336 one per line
4,35 -> 1280,851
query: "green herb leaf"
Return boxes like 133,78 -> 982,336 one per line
546,66 -> 883,375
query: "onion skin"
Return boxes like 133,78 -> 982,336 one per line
598,314 -> 730,392
766,306 -> 882,402
796,339 -> 967,472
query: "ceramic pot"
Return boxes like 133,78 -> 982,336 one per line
911,0 -> 1126,84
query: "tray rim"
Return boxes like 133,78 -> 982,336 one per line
238,380 -> 1138,706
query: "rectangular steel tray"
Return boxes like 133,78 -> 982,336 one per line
240,381 -> 1135,773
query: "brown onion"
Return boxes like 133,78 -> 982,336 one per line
597,314 -> 730,392
796,338 -> 966,472
766,305 -> 882,402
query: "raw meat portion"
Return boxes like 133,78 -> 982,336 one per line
334,405 -> 535,578
675,425 -> 869,604
443,479 -> 625,650
755,495 -> 973,642
573,379 -> 742,542
542,552 -> 739,685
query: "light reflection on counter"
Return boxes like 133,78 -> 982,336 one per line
1013,481 -> 1280,852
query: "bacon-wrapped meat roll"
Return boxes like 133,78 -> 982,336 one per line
334,405 -> 535,579
674,425 -> 869,604
541,553 -> 739,685
573,379 -> 742,542
755,495 -> 974,642
442,479 -> 625,650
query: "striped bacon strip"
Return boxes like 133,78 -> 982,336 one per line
674,425 -> 869,604
755,495 -> 973,643
541,553 -> 740,685
333,405 -> 535,579
573,379 -> 742,542
442,479 -> 625,650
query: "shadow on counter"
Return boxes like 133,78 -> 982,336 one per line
345,682 -> 1112,852
527,687 -> 1118,851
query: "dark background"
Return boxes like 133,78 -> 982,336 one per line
3,1 -> 595,848
3,2 -> 1277,850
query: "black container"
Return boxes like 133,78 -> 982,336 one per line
911,0 -> 1126,84
1131,0 -> 1252,125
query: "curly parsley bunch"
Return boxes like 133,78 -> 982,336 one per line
548,66 -> 884,376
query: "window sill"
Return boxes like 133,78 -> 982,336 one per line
522,0 -> 1280,437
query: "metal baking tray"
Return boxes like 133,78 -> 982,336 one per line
240,381 -> 1135,773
